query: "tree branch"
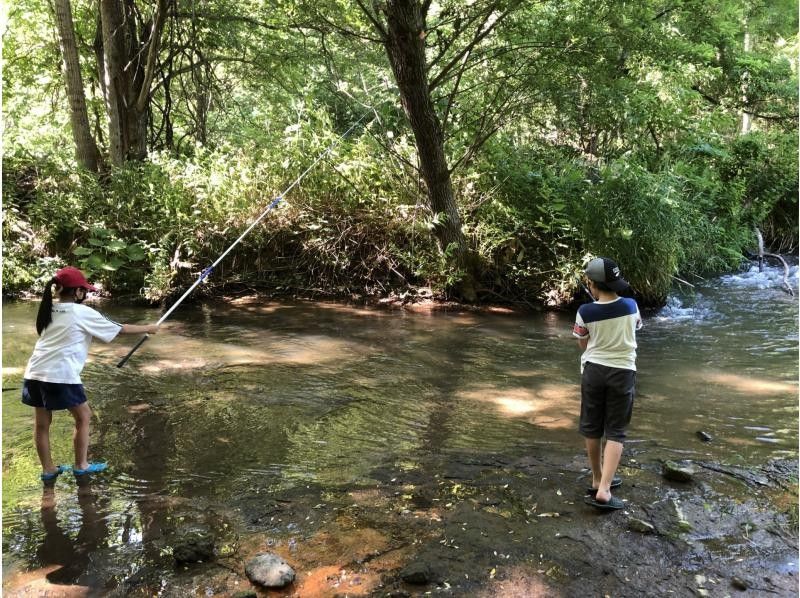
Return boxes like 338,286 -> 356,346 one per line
135,0 -> 167,113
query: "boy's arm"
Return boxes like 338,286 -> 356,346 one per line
573,310 -> 589,350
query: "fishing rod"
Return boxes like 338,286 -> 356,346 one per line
578,277 -> 595,302
117,110 -> 375,368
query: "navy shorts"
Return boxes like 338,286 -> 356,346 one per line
579,362 -> 635,442
21,379 -> 87,411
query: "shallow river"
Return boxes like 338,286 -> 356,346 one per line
2,262 -> 797,592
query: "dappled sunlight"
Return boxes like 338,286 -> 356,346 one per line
291,564 -> 382,597
506,369 -> 550,379
473,564 -> 560,597
134,333 -> 368,372
458,384 -> 580,429
3,565 -> 90,597
2,366 -> 25,377
695,371 -> 797,395
225,297 -> 292,313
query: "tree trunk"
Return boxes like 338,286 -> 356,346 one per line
382,0 -> 477,301
740,24 -> 752,134
53,0 -> 101,172
99,0 -> 165,165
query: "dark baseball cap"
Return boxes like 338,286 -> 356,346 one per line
55,266 -> 98,291
585,257 -> 629,292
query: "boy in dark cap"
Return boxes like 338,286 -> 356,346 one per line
573,258 -> 642,510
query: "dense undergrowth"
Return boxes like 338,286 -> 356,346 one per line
2,127 -> 797,308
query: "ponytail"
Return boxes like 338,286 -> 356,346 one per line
36,278 -> 57,335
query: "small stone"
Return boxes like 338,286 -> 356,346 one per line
663,461 -> 695,483
628,518 -> 656,534
245,553 -> 295,588
731,576 -> 749,591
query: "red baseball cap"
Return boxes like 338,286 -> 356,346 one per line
55,266 -> 98,291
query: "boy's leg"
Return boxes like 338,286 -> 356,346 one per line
68,402 -> 92,470
595,440 -> 623,503
595,368 -> 635,502
580,363 -> 606,487
34,407 -> 57,473
585,437 -> 603,487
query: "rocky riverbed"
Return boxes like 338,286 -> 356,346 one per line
8,449 -> 793,598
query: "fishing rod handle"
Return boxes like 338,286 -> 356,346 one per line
116,334 -> 150,368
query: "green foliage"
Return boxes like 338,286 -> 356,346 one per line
2,0 -> 797,306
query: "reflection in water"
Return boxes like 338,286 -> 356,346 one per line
2,263 -> 797,593
23,476 -> 109,590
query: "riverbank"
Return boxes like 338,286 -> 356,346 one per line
4,447 -> 796,597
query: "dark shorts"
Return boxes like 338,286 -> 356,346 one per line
22,379 -> 87,411
579,362 -> 635,442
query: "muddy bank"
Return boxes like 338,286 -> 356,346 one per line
7,449 -> 795,597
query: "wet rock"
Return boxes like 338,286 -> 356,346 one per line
400,561 -> 433,584
677,519 -> 694,532
410,491 -> 435,509
628,517 -> 656,534
731,576 -> 749,591
172,527 -> 215,564
245,553 -> 295,588
696,461 -> 769,487
696,431 -> 713,442
663,461 -> 695,483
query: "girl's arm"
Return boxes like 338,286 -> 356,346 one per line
120,323 -> 160,335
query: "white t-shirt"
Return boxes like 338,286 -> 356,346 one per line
572,297 -> 642,372
24,303 -> 123,384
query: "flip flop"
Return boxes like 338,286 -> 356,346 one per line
584,495 -> 625,510
41,465 -> 70,481
586,476 -> 622,494
73,462 -> 108,476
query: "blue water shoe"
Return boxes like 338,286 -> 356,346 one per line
41,465 -> 71,481
73,462 -> 108,476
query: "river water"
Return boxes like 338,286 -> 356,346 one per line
2,262 -> 797,593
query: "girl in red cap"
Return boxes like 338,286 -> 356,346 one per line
22,267 -> 161,480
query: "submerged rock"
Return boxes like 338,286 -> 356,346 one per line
245,553 -> 295,588
400,561 -> 433,584
663,461 -> 695,483
172,527 -> 215,564
731,576 -> 749,591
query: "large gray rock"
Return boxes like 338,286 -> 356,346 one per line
245,553 -> 295,588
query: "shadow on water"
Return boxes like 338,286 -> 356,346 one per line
2,262 -> 797,595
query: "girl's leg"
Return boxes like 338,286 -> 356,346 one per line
68,402 -> 92,470
34,407 -> 56,473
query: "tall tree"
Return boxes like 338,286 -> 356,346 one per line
52,0 -> 101,172
98,0 -> 167,165
380,0 -> 474,298
336,0 -> 519,300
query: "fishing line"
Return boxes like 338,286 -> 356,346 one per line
117,107 -> 377,368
